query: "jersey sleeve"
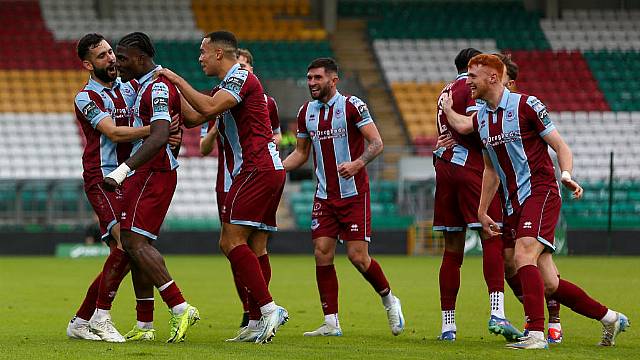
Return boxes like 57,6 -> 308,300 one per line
150,82 -> 171,122
74,91 -> 110,129
200,122 -> 209,138
267,96 -> 281,134
221,69 -> 250,103
525,96 -> 555,136
296,103 -> 309,138
472,112 -> 480,132
347,96 -> 373,128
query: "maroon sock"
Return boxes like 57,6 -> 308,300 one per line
76,273 -> 101,320
361,258 -> 391,296
518,265 -> 545,332
159,281 -> 185,309
547,298 -> 561,323
227,244 -> 272,307
506,273 -> 524,303
136,299 -> 154,322
232,266 -> 250,313
96,248 -> 130,310
481,235 -> 504,293
248,254 -> 273,320
439,250 -> 463,310
316,264 -> 339,315
550,279 -> 608,320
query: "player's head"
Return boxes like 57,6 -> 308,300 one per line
237,48 -> 254,73
454,48 -> 482,74
306,57 -> 339,102
77,33 -> 117,84
116,32 -> 156,82
200,30 -> 238,77
494,53 -> 518,91
466,54 -> 504,100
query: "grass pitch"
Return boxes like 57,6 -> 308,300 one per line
0,255 -> 637,359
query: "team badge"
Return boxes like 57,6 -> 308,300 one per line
311,218 -> 320,230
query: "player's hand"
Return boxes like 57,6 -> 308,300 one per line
337,159 -> 364,179
441,92 -> 454,114
102,177 -> 119,192
561,172 -> 583,199
168,129 -> 183,148
156,68 -> 181,84
479,213 -> 501,238
435,134 -> 456,149
169,114 -> 181,134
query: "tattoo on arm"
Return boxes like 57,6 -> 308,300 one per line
359,138 -> 383,165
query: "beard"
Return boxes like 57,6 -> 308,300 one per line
94,65 -> 117,83
310,84 -> 330,100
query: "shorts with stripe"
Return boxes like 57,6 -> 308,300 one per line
85,183 -> 123,242
311,192 -> 371,242
221,169 -> 285,231
502,188 -> 561,252
433,159 -> 502,232
120,170 -> 177,240
216,191 -> 227,223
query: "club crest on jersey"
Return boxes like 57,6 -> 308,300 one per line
335,108 -> 343,118
506,110 -> 515,121
82,101 -> 101,121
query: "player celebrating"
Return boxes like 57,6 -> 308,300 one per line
103,32 -> 200,343
158,31 -> 288,344
433,48 -> 521,342
443,54 -> 629,349
283,58 -> 404,337
69,33 -> 156,343
199,48 -> 282,330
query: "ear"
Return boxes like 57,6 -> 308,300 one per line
82,59 -> 94,72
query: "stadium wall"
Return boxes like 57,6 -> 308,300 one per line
0,230 -> 409,256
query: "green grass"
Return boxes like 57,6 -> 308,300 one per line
0,255 -> 637,359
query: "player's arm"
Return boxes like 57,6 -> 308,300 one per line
337,122 -> 383,179
282,137 -> 311,171
268,97 -> 282,146
200,120 -> 218,156
543,129 -> 583,199
478,151 -> 501,238
441,92 -> 474,135
96,118 -> 150,143
158,68 -> 236,128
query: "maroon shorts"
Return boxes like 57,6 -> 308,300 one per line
311,193 -> 372,242
120,170 -> 177,240
502,188 -> 561,252
216,191 -> 227,222
221,169 -> 285,231
433,159 -> 502,231
85,182 -> 123,242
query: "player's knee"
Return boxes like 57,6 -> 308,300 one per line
314,247 -> 334,264
347,251 -> 369,271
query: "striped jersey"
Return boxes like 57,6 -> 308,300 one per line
130,65 -> 181,172
433,73 -> 484,172
201,88 -> 281,193
474,87 -> 558,216
74,77 -> 138,188
213,63 -> 283,177
297,91 -> 373,199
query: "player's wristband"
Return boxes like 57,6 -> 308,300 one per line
561,170 -> 572,182
106,163 -> 131,185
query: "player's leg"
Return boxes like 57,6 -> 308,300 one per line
227,230 -> 272,342
346,239 -> 404,336
438,231 -> 465,340
124,260 -> 155,341
303,236 -> 342,337
505,236 -> 548,349
67,273 -> 102,340
539,253 -> 629,346
540,258 -> 562,343
90,223 -> 131,343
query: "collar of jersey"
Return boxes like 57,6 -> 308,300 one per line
314,91 -> 341,108
456,72 -> 468,80
138,65 -> 162,86
87,76 -> 121,92
221,63 -> 242,84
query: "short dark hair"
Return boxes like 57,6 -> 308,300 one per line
118,32 -> 155,58
206,31 -> 238,51
77,33 -> 105,60
237,48 -> 253,66
494,53 -> 519,81
455,48 -> 481,73
307,57 -> 339,74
